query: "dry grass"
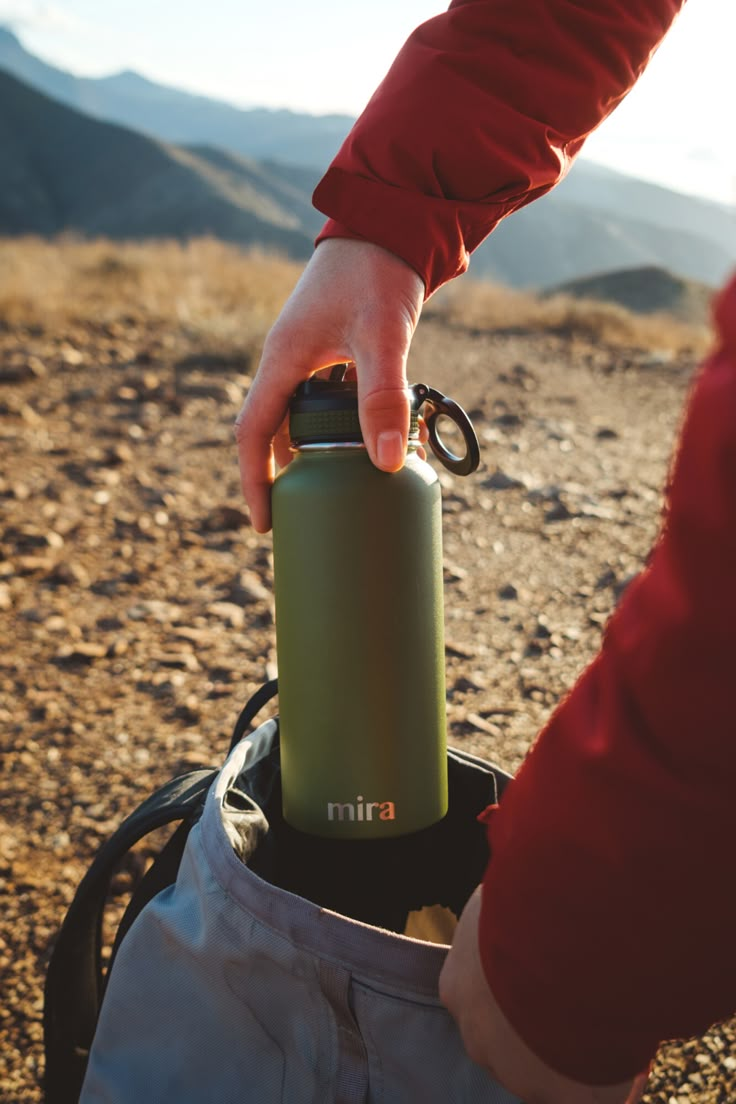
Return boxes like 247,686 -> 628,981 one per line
430,278 -> 712,355
0,236 -> 304,344
0,237 -> 712,356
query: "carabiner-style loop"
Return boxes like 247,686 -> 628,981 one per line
411,384 -> 480,476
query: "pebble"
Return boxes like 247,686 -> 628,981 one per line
544,501 -> 575,523
223,570 -> 270,604
54,642 -> 109,663
199,505 -> 250,532
125,600 -> 182,623
482,468 -> 526,491
148,651 -> 200,672
465,712 -> 503,737
207,601 -> 246,629
44,560 -> 90,587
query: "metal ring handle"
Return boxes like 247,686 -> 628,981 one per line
412,384 -> 480,476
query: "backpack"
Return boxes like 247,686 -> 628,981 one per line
44,680 -> 517,1104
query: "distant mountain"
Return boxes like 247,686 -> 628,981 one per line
548,266 -> 715,324
1,25 -> 735,293
470,186 -> 736,289
0,26 -> 351,169
0,69 -> 315,253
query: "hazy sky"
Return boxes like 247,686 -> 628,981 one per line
2,0 -> 735,206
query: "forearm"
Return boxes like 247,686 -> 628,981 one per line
478,276 -> 736,1083
314,0 -> 683,295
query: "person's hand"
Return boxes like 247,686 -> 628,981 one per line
439,887 -> 649,1104
234,237 -> 425,532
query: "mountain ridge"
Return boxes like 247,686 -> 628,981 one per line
0,68 -> 314,255
0,25 -> 352,169
0,26 -> 734,292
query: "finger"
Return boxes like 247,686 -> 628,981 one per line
234,400 -> 275,533
236,340 -> 350,530
356,342 -> 412,471
273,414 -> 293,470
234,358 -> 300,533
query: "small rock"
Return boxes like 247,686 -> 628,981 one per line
0,358 -> 45,383
171,700 -> 201,725
10,482 -> 31,501
526,484 -> 562,505
465,713 -> 503,738
494,412 -> 522,428
103,443 -> 134,466
21,607 -> 46,623
482,469 -> 525,491
4,526 -> 64,551
595,567 -> 617,590
533,619 -> 552,639
125,600 -> 181,623
199,505 -> 250,533
44,561 -> 90,588
59,343 -> 83,366
497,583 -> 518,601
223,570 -> 270,604
208,601 -> 246,629
595,426 -> 619,440
67,387 -> 97,405
544,501 -> 574,523
14,555 -> 55,575
149,651 -> 200,672
115,385 -> 139,402
96,616 -> 124,631
171,626 -> 217,646
55,642 -> 108,664
450,675 -> 485,694
579,502 -> 616,520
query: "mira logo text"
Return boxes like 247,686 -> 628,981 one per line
327,796 -> 396,822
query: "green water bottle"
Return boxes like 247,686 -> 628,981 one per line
271,371 -> 480,839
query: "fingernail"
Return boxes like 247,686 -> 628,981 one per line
376,430 -> 405,470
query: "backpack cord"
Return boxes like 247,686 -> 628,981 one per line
229,677 -> 278,752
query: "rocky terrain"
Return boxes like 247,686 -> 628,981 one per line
0,240 -> 733,1101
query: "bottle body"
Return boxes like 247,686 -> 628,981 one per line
272,445 -> 448,839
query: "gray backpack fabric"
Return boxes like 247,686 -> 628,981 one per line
78,717 -> 522,1103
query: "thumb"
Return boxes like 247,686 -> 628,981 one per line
356,349 -> 413,472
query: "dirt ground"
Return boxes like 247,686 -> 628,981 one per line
1,284 -> 734,1101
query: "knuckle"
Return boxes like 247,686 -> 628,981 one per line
360,386 -> 410,416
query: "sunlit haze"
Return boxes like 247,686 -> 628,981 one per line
2,0 -> 735,205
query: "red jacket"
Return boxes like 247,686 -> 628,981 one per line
313,0 -> 736,1084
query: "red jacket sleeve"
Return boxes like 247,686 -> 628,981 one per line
313,0 -> 683,296
479,276 -> 736,1084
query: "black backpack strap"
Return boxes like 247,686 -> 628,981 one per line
229,677 -> 278,752
43,768 -> 216,1104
